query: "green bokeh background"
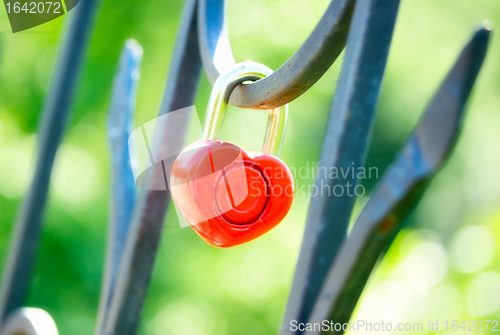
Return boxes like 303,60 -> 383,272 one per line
1,0 -> 500,334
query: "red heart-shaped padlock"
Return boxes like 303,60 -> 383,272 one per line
170,62 -> 294,247
170,140 -> 294,247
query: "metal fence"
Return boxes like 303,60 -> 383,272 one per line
0,0 -> 491,334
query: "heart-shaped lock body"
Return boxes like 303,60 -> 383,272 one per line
170,140 -> 293,247
170,62 -> 294,247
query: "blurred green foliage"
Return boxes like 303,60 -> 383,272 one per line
0,0 -> 500,334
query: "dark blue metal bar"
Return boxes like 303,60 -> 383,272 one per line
281,0 -> 400,333
0,0 -> 100,324
198,0 -> 235,84
100,0 -> 202,333
95,39 -> 142,335
305,27 -> 491,334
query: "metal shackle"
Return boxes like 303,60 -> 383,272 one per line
202,61 -> 289,157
